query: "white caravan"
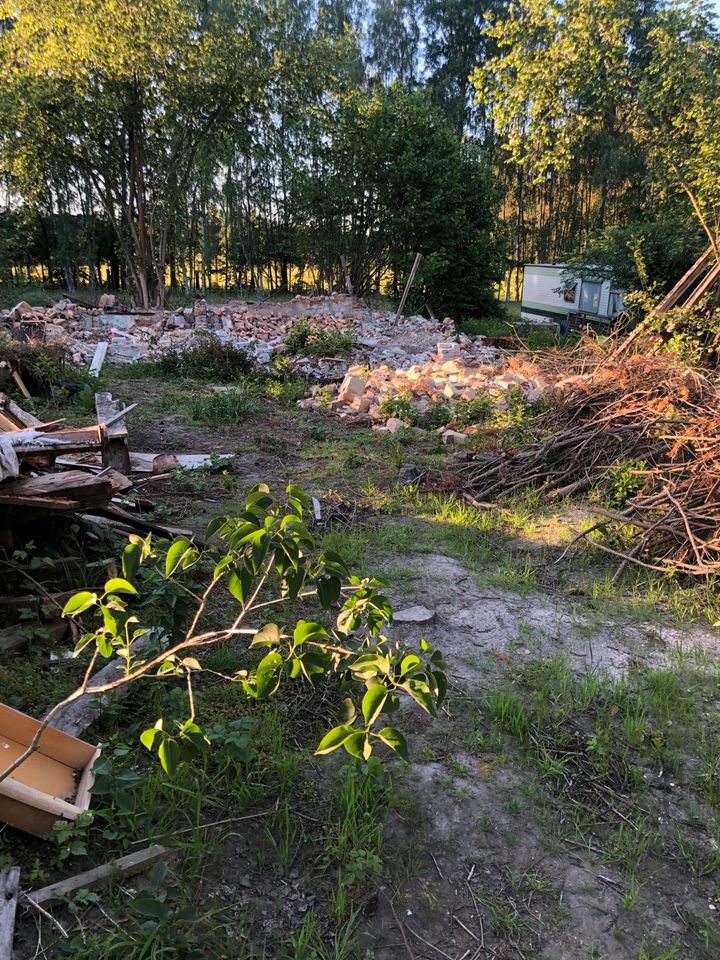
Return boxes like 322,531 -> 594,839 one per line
520,263 -> 625,332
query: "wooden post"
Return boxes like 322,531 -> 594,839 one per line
394,253 -> 423,324
0,868 -> 19,960
95,392 -> 131,475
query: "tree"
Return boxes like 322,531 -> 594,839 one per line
293,87 -> 506,317
0,0 -> 269,307
474,0 -> 720,257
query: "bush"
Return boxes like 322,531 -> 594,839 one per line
284,318 -> 355,357
187,385 -> 261,424
156,338 -> 256,381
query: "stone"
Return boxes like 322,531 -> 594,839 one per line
442,429 -> 469,446
8,300 -> 33,321
386,417 -> 406,434
398,463 -> 428,486
98,293 -> 116,309
338,373 -> 366,400
393,605 -> 436,624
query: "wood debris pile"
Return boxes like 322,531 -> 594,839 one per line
452,350 -> 720,576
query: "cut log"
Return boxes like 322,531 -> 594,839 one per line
95,392 -> 131,474
26,845 -> 170,908
0,867 -> 20,960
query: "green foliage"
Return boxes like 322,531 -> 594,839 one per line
608,459 -> 647,505
377,391 -> 417,424
156,340 -> 257,382
186,385 -> 261,424
59,484 -> 446,774
284,319 -> 356,357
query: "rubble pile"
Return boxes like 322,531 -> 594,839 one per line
0,293 -> 458,374
299,342 -> 552,442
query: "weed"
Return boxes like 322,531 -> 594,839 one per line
187,384 -> 261,424
284,318 -> 355,356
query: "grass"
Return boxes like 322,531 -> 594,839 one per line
478,653 -> 720,902
187,384 -> 261,424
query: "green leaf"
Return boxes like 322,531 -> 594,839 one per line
140,727 -> 161,751
315,724 -> 355,755
376,727 -> 409,761
316,576 -> 341,608
250,623 -> 281,648
255,651 -> 283,698
293,620 -> 328,646
104,577 -> 137,596
122,542 -> 141,580
62,591 -> 97,617
339,697 -> 357,724
362,685 -> 388,728
342,731 -> 366,759
403,678 -> 436,715
227,566 -> 252,604
158,737 -> 180,776
165,538 -> 191,577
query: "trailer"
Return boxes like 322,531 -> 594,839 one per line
520,263 -> 625,333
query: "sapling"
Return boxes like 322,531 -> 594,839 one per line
0,484 -> 446,783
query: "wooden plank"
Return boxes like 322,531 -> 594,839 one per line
0,471 -> 112,511
0,393 -> 41,429
0,778 -> 82,822
11,370 -> 31,400
652,245 -> 715,315
95,393 -> 131,474
0,867 -> 20,960
84,504 -> 195,540
88,342 -> 108,378
2,424 -> 106,457
26,845 -> 170,908
394,252 -> 423,323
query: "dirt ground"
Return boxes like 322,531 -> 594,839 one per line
359,552 -> 720,959
7,372 -> 720,959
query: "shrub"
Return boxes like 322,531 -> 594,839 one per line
156,338 -> 256,381
284,318 -> 355,357
608,459 -> 647,505
377,391 -> 416,424
454,394 -> 494,427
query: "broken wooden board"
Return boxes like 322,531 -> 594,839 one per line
95,391 -> 131,474
57,452 -> 223,474
0,395 -> 39,431
0,424 -> 106,457
0,867 -> 20,960
83,504 -> 195,540
0,471 -> 113,512
88,341 -> 108,377
25,845 -> 170,908
48,630 -> 164,738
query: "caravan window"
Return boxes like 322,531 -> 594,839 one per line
579,281 -> 601,314
562,283 -> 577,303
608,291 -> 624,315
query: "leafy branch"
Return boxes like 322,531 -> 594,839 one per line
0,484 -> 446,784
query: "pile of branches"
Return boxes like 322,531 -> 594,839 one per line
453,349 -> 720,577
